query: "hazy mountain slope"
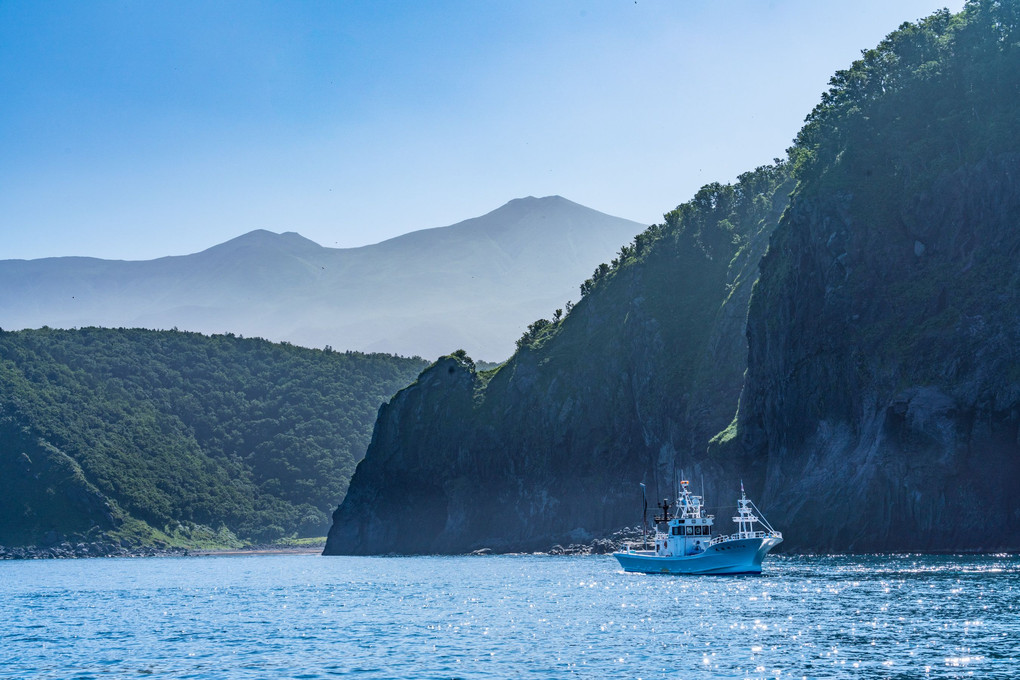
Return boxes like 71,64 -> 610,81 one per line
0,327 -> 427,548
326,2 -> 1020,555
0,197 -> 644,361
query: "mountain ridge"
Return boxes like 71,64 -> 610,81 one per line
0,196 -> 644,360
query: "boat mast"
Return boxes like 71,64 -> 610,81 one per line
639,482 -> 648,548
734,480 -> 759,536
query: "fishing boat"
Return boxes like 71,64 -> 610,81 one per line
613,480 -> 782,575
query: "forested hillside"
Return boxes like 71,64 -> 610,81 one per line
0,328 -> 426,547
327,0 -> 1020,554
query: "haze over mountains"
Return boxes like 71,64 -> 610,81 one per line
0,196 -> 645,361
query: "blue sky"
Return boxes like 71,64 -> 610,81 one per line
1,0 -> 964,261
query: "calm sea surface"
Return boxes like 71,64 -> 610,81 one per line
1,553 -> 1017,679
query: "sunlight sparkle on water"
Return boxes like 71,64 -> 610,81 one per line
1,553 -> 1019,679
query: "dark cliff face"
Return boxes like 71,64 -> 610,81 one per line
739,153 -> 1020,552
324,268 -> 727,554
325,357 -> 475,554
325,171 -> 792,555
731,2 -> 1020,551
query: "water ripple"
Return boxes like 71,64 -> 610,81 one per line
1,554 -> 1018,678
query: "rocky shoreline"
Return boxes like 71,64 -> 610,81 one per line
1,542 -> 189,560
1,527 -> 654,560
544,527 -> 647,556
0,537 -> 335,560
463,527 -> 647,557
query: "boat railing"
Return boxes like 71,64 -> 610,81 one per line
709,530 -> 782,545
623,539 -> 656,552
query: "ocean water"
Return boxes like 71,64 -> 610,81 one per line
1,554 -> 1017,679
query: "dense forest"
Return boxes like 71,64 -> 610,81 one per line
0,327 -> 426,547
328,0 -> 1020,554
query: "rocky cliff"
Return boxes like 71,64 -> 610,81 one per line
326,3 -> 1020,554
730,2 -> 1020,551
326,167 -> 793,554
738,153 -> 1020,552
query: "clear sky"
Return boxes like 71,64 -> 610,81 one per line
1,0 -> 964,261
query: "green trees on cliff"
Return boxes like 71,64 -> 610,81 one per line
532,159 -> 790,361
793,0 -> 1019,187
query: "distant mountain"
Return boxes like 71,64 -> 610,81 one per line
0,197 -> 646,361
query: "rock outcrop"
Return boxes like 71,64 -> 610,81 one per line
325,168 -> 793,555
738,153 -> 1020,552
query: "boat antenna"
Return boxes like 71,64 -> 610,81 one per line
654,471 -> 660,516
639,483 -> 648,547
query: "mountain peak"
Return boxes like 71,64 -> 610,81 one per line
201,230 -> 323,256
506,195 -> 564,204
0,196 -> 644,359
501,195 -> 571,210
480,195 -> 609,224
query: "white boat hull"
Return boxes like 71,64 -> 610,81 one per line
613,536 -> 782,575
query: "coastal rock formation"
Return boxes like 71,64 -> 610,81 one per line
326,5 -> 1020,555
325,167 -> 793,555
739,153 -> 1020,552
727,1 -> 1020,550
